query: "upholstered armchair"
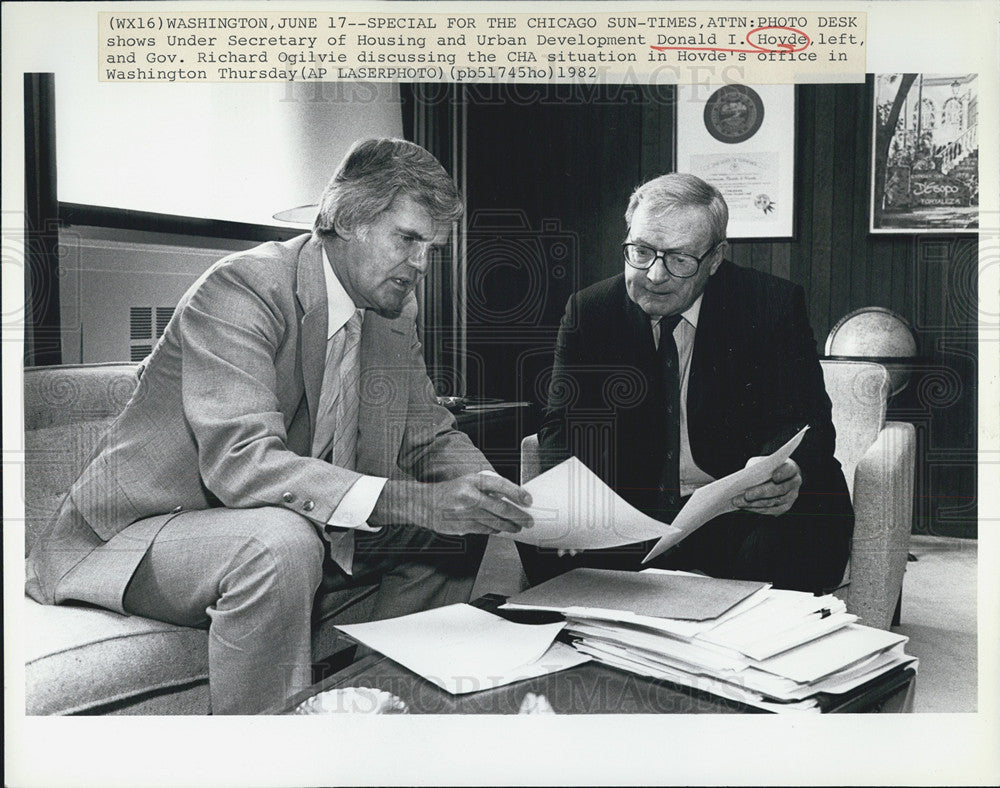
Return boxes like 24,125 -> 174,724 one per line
22,363 -> 379,714
818,360 -> 915,629
519,360 -> 915,630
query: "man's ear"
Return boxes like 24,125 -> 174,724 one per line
332,214 -> 355,240
709,240 -> 728,275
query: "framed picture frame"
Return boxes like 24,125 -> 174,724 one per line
870,73 -> 979,233
676,83 -> 796,239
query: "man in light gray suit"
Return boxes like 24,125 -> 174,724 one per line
26,138 -> 533,714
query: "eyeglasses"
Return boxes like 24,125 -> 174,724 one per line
622,241 -> 721,278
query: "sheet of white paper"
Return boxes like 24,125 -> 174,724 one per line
499,455 -> 680,549
437,641 -> 589,696
755,623 -> 908,684
738,647 -> 917,701
501,569 -> 772,641
336,604 -> 581,695
696,589 -> 851,659
576,633 -> 913,705
712,612 -> 857,662
812,650 -> 917,696
643,426 -> 810,563
537,584 -> 773,641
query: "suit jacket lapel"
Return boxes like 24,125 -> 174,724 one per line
620,278 -> 661,380
687,262 -> 728,440
295,235 -> 329,446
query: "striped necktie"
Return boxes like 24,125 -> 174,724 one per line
312,310 -> 362,463
331,310 -> 362,470
312,310 -> 363,574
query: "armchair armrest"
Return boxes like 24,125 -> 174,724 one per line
520,434 -> 541,485
846,421 -> 916,629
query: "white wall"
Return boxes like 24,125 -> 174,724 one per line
56,80 -> 404,227
58,226 -> 260,363
23,12 -> 405,359
13,7 -> 403,224
51,75 -> 405,362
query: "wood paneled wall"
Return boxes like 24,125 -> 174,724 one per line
728,82 -> 977,537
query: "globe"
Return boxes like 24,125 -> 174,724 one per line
826,307 -> 918,396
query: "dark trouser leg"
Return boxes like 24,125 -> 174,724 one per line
318,525 -> 488,621
518,493 -> 852,594
655,504 -> 853,593
122,507 -> 325,715
517,539 -> 653,587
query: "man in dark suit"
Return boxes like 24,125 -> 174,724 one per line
519,173 -> 853,593
26,138 -> 533,714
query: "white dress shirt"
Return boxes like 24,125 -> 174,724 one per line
650,295 -> 717,497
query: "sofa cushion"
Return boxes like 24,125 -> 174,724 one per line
23,363 -> 139,430
24,597 -> 209,716
25,582 -> 381,715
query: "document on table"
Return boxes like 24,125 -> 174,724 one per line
755,623 -> 908,684
503,567 -> 768,621
643,426 -> 809,563
572,640 -> 822,713
559,569 -> 773,640
695,589 -> 853,660
335,604 -> 589,695
498,455 -> 681,550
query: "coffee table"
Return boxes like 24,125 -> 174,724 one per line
284,597 -> 916,715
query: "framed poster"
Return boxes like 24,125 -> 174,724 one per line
871,73 -> 979,232
676,83 -> 796,239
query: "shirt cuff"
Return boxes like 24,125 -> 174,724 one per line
326,475 -> 387,532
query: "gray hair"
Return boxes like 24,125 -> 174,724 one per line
314,138 -> 463,236
625,173 -> 729,244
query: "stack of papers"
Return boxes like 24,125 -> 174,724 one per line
503,569 -> 918,713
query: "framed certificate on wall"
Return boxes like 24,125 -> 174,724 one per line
676,83 -> 796,239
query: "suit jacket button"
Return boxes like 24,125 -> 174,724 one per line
172,505 -> 183,513
282,492 -> 295,503
302,500 -> 315,512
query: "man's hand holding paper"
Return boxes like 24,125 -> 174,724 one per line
642,426 -> 809,563
372,472 -> 534,537
731,457 -> 803,517
499,456 -> 682,550
503,427 -> 809,555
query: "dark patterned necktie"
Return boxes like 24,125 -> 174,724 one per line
657,314 -> 683,519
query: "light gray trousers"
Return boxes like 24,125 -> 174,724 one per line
122,506 -> 484,714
